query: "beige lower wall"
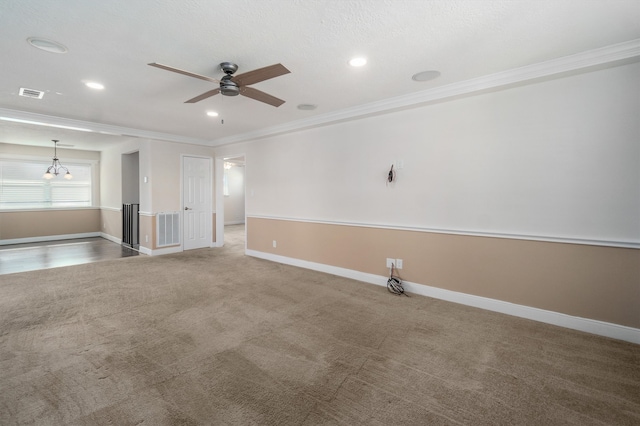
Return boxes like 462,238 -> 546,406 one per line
100,209 -> 122,240
0,209 -> 101,240
138,213 -> 216,251
141,213 -> 213,251
140,214 -> 155,250
247,217 -> 640,329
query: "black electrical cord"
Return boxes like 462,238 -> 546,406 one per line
387,264 -> 408,296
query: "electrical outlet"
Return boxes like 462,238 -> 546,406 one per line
386,258 -> 394,268
145,235 -> 149,243
273,240 -> 277,248
396,259 -> 403,269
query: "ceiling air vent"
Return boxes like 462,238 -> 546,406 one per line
19,87 -> 45,99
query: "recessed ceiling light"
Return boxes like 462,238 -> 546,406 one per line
297,104 -> 317,111
27,37 -> 68,54
207,111 -> 219,117
349,57 -> 367,67
412,70 -> 441,82
85,82 -> 104,90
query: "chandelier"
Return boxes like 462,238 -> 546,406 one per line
43,140 -> 72,180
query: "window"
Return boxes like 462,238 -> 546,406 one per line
0,158 -> 93,209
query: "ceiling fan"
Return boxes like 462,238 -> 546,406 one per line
148,61 -> 290,107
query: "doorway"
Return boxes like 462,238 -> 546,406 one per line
121,151 -> 140,249
223,157 -> 245,225
183,155 -> 212,250
215,155 -> 245,248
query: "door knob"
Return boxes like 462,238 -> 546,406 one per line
184,207 -> 191,210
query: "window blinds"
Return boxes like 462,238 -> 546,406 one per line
0,159 -> 92,209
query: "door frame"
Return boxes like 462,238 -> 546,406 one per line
181,154 -> 213,250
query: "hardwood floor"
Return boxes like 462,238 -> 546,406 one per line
0,225 -> 247,275
0,238 -> 139,275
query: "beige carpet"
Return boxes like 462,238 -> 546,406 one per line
1,225 -> 639,425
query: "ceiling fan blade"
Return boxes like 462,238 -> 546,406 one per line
185,88 -> 221,103
232,63 -> 290,86
148,62 -> 220,83
240,87 -> 285,107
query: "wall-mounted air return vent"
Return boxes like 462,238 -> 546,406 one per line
157,212 -> 180,247
19,88 -> 45,99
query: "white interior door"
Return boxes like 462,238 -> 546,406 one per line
183,156 -> 211,250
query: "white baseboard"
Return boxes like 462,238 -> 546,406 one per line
246,249 -> 640,345
139,246 -> 153,256
0,232 -> 101,246
142,244 -> 218,256
145,245 -> 182,256
99,233 -> 121,244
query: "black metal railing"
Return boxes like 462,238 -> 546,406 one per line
122,203 -> 140,249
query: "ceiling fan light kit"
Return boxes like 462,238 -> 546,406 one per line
148,61 -> 290,107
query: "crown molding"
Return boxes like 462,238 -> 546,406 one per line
0,108 -> 210,146
211,38 -> 640,146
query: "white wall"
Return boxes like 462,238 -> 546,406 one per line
0,143 -> 100,162
217,61 -> 640,246
224,165 -> 245,224
102,138 -> 215,214
148,140 -> 215,213
100,138 -> 145,210
121,151 -> 139,204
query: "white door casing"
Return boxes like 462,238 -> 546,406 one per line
183,156 -> 212,250
215,156 -> 225,247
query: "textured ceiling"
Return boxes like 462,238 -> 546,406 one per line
0,0 -> 639,150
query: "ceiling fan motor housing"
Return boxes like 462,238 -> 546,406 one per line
220,75 -> 240,96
